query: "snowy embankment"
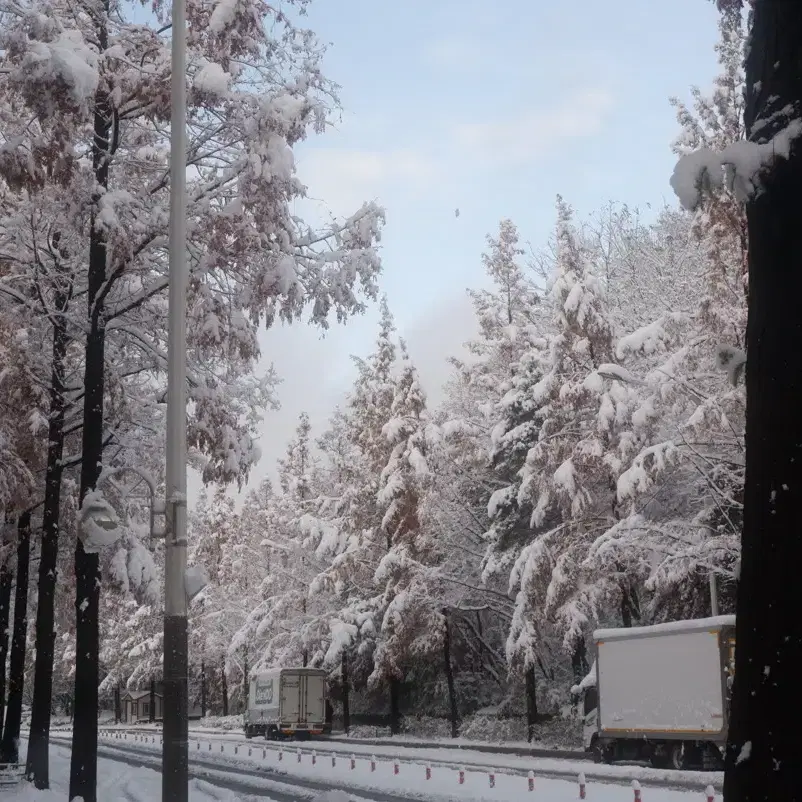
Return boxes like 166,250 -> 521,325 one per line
192,714 -> 582,752
51,727 -> 723,797
9,733 -> 722,802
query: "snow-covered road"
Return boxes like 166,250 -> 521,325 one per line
80,725 -> 723,793
37,729 -> 721,801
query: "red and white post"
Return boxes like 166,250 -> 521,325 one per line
632,779 -> 642,801
312,751 -> 317,766
579,772 -> 586,799
459,767 -> 465,785
297,749 -> 302,764
706,786 -> 716,802
489,768 -> 496,789
528,770 -> 535,792
371,755 -> 377,772
350,754 -> 356,771
393,760 -> 399,776
426,763 -> 432,781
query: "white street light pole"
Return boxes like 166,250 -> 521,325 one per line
163,0 -> 188,792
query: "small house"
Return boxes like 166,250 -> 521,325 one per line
120,689 -> 163,723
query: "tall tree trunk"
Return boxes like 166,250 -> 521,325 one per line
200,660 -> 207,718
341,653 -> 350,736
475,610 -> 484,670
389,677 -> 401,736
221,661 -> 229,717
571,639 -> 588,685
0,522 -> 12,736
26,287 -> 69,788
114,687 -> 121,725
241,654 -> 248,713
724,5 -> 802,800
525,664 -> 538,743
620,581 -> 637,628
149,679 -> 156,724
69,45 -> 112,802
442,610 -> 459,738
1,512 -> 31,764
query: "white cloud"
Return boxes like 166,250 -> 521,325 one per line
452,88 -> 614,166
401,291 -> 478,408
296,146 -> 437,219
421,33 -> 488,72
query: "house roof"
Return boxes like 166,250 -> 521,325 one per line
122,690 -> 162,700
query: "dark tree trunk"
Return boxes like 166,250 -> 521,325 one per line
26,289 -> 69,788
221,661 -> 229,717
114,687 -> 121,725
525,665 -> 538,743
341,653 -> 350,735
149,679 -> 156,723
620,581 -> 638,628
571,639 -> 588,685
69,51 -> 112,802
442,610 -> 459,738
241,654 -> 248,713
476,610 -> 483,670
301,594 -> 308,667
389,677 -> 401,736
200,661 -> 207,718
1,512 -> 31,764
724,5 -> 802,800
0,523 -> 12,736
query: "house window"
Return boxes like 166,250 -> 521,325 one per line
143,703 -> 150,715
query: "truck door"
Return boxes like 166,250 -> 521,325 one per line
299,673 -> 307,725
281,674 -> 301,724
305,674 -> 326,724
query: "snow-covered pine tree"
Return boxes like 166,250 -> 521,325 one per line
231,412 -> 330,675
371,344 -> 441,727
587,9 -> 747,622
509,197 -> 630,678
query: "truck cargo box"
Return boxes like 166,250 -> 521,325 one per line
245,667 -> 328,739
593,615 -> 735,740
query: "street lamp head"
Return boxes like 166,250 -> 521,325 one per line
78,494 -> 121,553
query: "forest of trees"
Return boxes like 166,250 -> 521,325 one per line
4,0 -> 801,799
97,7 -> 747,741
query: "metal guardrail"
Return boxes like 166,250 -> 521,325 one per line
0,763 -> 25,788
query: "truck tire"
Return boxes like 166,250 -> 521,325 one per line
244,727 -> 253,740
667,743 -> 686,770
590,735 -> 607,764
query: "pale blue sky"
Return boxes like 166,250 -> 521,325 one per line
195,0 -> 724,498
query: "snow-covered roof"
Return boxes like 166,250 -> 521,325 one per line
122,689 -> 161,700
594,615 -> 735,642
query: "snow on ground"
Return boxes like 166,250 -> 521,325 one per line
7,742 -> 254,801
90,725 -> 720,791
51,729 -> 723,801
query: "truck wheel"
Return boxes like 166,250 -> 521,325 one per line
668,743 -> 686,770
589,736 -> 605,764
244,727 -> 253,740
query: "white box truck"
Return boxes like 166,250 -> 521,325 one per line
244,667 -> 329,740
575,615 -> 735,770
